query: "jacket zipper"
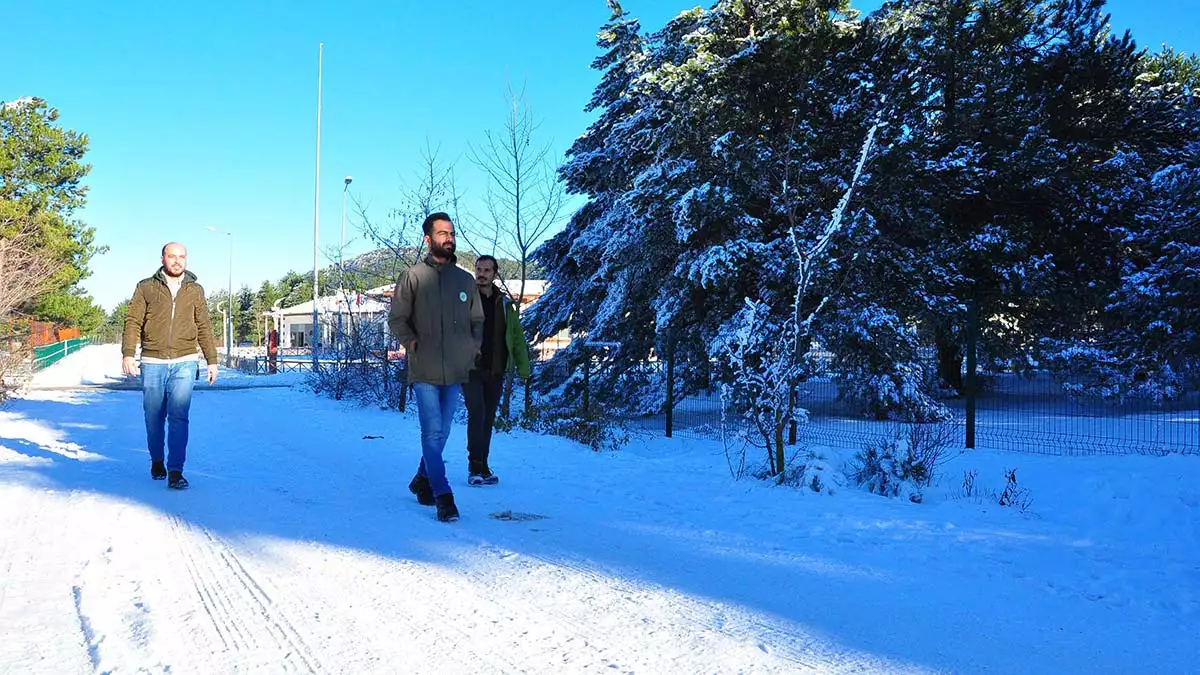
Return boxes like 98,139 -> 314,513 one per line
437,264 -> 446,385
164,280 -> 178,359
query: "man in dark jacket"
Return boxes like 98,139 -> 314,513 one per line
121,242 -> 219,489
463,255 -> 531,486
388,213 -> 484,522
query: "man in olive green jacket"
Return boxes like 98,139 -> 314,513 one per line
388,213 -> 483,522
121,242 -> 219,489
463,255 -> 531,487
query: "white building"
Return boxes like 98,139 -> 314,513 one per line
270,278 -> 570,356
273,287 -> 391,349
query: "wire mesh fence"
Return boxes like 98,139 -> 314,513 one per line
526,352 -> 1199,457
221,326 -> 1197,458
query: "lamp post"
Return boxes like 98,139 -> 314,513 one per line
311,41 -> 324,368
338,175 -> 352,352
204,226 -> 234,367
216,307 -> 228,368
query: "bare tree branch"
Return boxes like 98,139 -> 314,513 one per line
0,214 -> 64,318
468,81 -> 566,305
355,137 -> 469,276
0,212 -> 68,400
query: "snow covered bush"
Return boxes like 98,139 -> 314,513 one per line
954,467 -> 1033,513
527,399 -> 629,453
852,434 -> 910,499
851,421 -> 958,503
306,311 -> 403,409
524,345 -> 634,451
775,448 -> 844,496
998,468 -> 1033,512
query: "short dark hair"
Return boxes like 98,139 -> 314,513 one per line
475,254 -> 498,272
422,212 -> 452,236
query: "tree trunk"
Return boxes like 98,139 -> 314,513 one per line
502,373 -> 513,419
936,324 -> 965,395
773,408 -> 786,477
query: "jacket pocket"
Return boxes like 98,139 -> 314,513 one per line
178,318 -> 198,344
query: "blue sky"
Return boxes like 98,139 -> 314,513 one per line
5,0 -> 1196,311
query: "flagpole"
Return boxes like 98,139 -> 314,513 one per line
311,42 -> 323,368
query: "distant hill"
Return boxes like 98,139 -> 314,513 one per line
338,247 -> 544,289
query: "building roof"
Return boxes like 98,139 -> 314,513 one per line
363,279 -> 548,301
277,290 -> 389,317
496,279 -> 548,300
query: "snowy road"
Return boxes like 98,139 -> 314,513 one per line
1,346 -> 1197,674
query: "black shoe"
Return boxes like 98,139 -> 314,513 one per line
151,461 -> 167,480
468,468 -> 499,486
408,474 -> 435,506
436,493 -> 460,522
468,462 -> 499,487
167,471 -> 189,490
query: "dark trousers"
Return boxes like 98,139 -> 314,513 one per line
463,370 -> 504,470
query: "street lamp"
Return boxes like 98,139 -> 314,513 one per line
204,226 -> 234,367
338,175 -> 352,352
340,175 -> 353,271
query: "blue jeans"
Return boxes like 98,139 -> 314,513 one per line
412,382 -> 460,497
141,361 -> 197,472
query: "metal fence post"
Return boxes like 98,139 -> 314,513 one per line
788,385 -> 798,445
524,370 -> 533,420
965,298 -> 979,449
582,348 -> 591,418
665,333 -> 675,438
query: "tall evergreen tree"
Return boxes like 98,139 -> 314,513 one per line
0,97 -> 106,331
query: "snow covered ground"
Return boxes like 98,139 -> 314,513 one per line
1,346 -> 1197,674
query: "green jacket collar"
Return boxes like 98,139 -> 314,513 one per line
423,253 -> 458,270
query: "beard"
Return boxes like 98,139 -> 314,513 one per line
163,264 -> 185,278
430,240 -> 455,259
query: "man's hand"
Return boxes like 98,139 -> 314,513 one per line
122,356 -> 140,376
407,340 -> 418,353
207,364 -> 219,385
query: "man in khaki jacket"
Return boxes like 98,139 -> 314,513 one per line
388,213 -> 483,522
121,242 -> 219,489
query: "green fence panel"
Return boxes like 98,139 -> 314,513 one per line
32,338 -> 93,371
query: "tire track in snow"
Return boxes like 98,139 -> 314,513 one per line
70,584 -> 103,673
167,515 -> 322,673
